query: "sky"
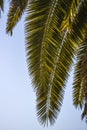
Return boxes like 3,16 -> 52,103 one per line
0,2 -> 87,130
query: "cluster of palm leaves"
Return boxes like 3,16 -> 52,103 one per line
0,0 -> 87,126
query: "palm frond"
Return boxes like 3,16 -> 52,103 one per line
25,0 -> 87,125
73,35 -> 87,122
6,0 -> 28,35
60,0 -> 81,32
71,0 -> 87,41
72,0 -> 87,109
25,0 -> 74,125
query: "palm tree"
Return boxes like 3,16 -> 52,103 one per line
3,0 -> 87,125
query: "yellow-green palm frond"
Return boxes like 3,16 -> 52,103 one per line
43,0 -> 87,124
71,0 -> 87,41
3,0 -> 87,126
25,0 -> 87,124
73,35 -> 87,122
69,0 -> 87,122
25,0 -> 75,125
6,0 -> 28,35
60,0 -> 81,32
25,0 -> 87,125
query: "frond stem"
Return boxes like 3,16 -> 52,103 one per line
46,28 -> 68,117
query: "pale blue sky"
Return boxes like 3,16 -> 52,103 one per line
0,2 -> 87,130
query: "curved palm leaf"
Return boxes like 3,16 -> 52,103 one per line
5,0 -> 87,126
6,0 -> 28,35
25,0 -> 87,125
73,35 -> 87,122
25,0 -> 74,125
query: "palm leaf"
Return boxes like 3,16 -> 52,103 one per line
60,0 -> 81,32
25,0 -> 74,125
73,35 -> 87,122
6,0 -> 28,35
25,0 -> 87,125
72,0 -> 87,109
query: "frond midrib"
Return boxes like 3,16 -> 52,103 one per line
39,0 -> 59,71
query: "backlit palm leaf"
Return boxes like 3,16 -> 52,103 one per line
5,0 -> 87,126
25,0 -> 87,125
60,0 -> 81,32
6,0 -> 28,35
73,35 -> 87,122
25,0 -> 74,125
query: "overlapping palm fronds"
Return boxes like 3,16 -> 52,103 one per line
73,35 -> 87,123
5,0 -> 87,126
25,0 -> 87,125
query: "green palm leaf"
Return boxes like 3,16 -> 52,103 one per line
25,0 -> 76,125
73,35 -> 87,122
25,0 -> 87,125
6,0 -> 28,35
5,0 -> 87,125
